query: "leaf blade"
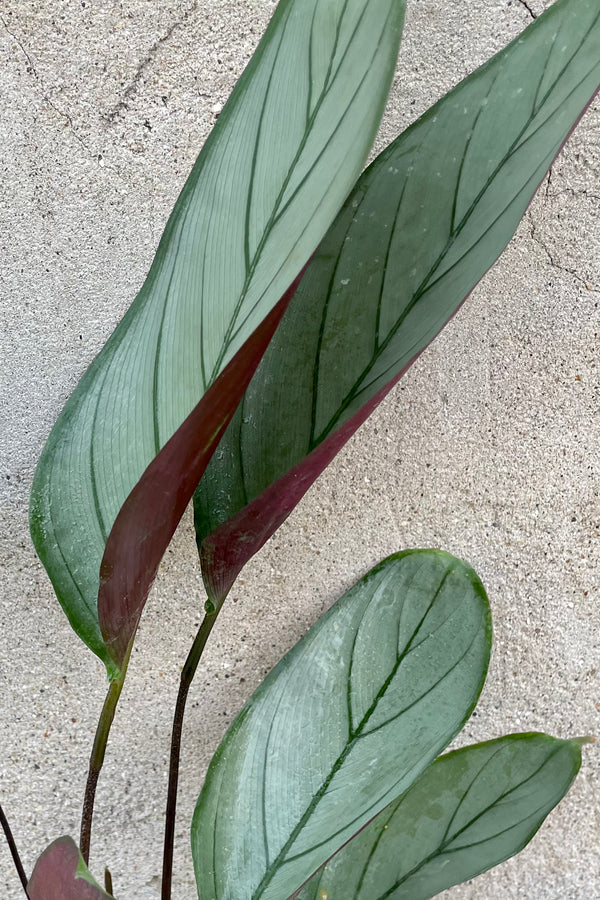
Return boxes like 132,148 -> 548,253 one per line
192,550 -> 492,900
29,0 -> 407,670
195,0 -> 600,604
27,837 -> 112,900
298,734 -> 584,900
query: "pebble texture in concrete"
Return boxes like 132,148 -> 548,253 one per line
1,1 -> 599,898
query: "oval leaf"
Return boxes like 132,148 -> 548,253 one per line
195,0 -> 600,604
27,837 -> 112,900
29,0 -> 406,672
299,734 -> 584,900
192,550 -> 492,900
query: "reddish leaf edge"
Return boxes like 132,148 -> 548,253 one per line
98,272 -> 304,672
199,84 -> 600,609
27,837 -> 111,900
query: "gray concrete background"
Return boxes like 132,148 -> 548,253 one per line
1,0 -> 598,897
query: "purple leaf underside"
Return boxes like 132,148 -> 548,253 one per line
98,277 -> 302,668
27,837 -> 110,900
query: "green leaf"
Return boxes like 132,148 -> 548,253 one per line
192,550 -> 492,900
299,734 -> 584,900
29,0 -> 406,672
195,0 -> 600,605
27,837 -> 112,900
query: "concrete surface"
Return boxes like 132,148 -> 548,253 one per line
1,0 -> 598,897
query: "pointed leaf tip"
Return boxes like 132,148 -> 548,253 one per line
572,734 -> 596,747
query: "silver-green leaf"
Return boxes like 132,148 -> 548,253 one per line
299,733 -> 584,900
29,0 -> 406,672
192,550 -> 492,900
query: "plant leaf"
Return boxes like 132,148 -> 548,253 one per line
195,0 -> 600,605
27,837 -> 112,900
298,733 -> 584,900
29,0 -> 406,673
192,550 -> 492,900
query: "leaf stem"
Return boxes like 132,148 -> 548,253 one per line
80,647 -> 132,864
161,610 -> 219,900
0,800 -> 28,895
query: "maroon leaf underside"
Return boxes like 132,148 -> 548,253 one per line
98,275 -> 304,669
199,88 -> 600,608
27,837 -> 108,900
199,359 -> 413,605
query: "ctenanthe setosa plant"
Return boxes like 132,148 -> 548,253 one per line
1,0 -> 597,897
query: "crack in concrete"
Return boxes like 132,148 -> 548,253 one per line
1,14 -> 38,75
515,0 -> 537,19
104,1 -> 199,123
552,186 -> 600,205
1,14 -> 91,154
541,166 -> 600,208
544,166 -> 553,200
528,211 -> 596,292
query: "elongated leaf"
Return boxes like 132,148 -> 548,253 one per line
196,0 -> 600,605
298,733 -> 584,900
192,550 -> 492,900
29,0 -> 406,672
27,837 -> 112,900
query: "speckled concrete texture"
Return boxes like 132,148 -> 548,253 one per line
1,1 -> 598,898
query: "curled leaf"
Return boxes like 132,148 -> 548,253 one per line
29,0 -> 406,672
